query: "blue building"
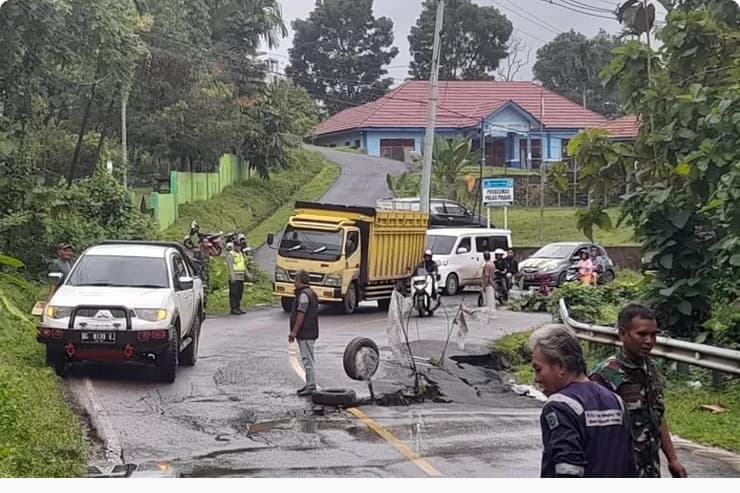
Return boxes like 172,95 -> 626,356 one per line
312,81 -> 635,167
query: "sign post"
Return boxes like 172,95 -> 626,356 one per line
482,178 -> 514,229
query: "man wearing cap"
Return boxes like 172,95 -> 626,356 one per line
49,242 -> 75,298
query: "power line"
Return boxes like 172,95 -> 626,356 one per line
537,0 -> 619,21
494,0 -> 563,35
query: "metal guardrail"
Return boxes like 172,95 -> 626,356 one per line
559,298 -> 740,375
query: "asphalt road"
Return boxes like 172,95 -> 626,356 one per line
64,150 -> 739,478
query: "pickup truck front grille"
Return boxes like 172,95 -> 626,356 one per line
74,308 -> 130,318
287,270 -> 325,284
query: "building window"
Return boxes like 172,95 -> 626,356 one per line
344,141 -> 351,147
562,139 -> 570,158
354,139 -> 360,148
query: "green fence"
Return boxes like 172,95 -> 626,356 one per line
147,154 -> 248,230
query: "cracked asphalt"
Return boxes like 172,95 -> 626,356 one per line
65,149 -> 739,478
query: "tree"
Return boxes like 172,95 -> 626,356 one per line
286,0 -> 399,115
496,36 -> 531,82
408,0 -> 512,80
568,0 -> 740,342
430,135 -> 476,200
533,30 -> 623,117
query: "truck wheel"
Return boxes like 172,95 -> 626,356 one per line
281,297 -> 293,313
343,337 -> 380,381
311,389 -> 357,407
45,347 -> 66,376
180,316 -> 200,367
158,330 -> 179,383
376,298 -> 391,311
342,283 -> 358,315
444,273 -> 459,295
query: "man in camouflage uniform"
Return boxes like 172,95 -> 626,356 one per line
590,303 -> 688,478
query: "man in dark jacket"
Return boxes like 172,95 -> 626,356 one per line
530,325 -> 637,478
289,270 -> 319,396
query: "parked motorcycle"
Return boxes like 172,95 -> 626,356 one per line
412,267 -> 441,317
183,220 -> 224,256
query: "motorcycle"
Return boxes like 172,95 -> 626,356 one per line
412,267 -> 441,317
183,220 -> 224,256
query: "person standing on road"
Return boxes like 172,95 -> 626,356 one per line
530,325 -> 637,478
480,251 -> 496,309
225,241 -> 246,315
49,242 -> 75,298
590,304 -> 688,478
289,270 -> 319,397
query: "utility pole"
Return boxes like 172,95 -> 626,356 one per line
419,0 -> 445,213
121,92 -> 128,189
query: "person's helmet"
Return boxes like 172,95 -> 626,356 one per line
424,249 -> 432,257
494,248 -> 505,257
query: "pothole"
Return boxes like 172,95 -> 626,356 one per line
450,352 -> 508,371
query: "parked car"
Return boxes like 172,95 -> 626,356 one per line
425,228 -> 512,295
36,240 -> 204,382
519,242 -> 615,289
377,197 -> 492,228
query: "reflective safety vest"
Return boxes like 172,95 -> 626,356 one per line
230,251 -> 246,272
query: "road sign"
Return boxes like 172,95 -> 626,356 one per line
482,177 -> 514,206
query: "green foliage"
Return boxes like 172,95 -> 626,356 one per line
286,0 -> 398,115
490,330 -> 534,368
569,2 -> 740,342
533,30 -> 624,117
0,259 -> 87,477
409,0 -> 512,80
430,135 -> 476,200
509,291 -> 549,313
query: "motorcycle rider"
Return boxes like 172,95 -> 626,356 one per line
416,249 -> 439,299
493,248 -> 509,302
505,248 -> 519,290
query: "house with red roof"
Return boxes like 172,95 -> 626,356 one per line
311,80 -> 637,166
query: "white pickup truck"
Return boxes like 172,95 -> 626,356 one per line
37,241 -> 204,382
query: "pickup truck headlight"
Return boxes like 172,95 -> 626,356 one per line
46,306 -> 72,319
324,274 -> 342,287
135,309 -> 168,322
275,267 -> 289,282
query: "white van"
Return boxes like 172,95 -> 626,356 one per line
425,228 -> 512,295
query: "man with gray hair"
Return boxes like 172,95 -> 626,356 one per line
529,325 -> 636,477
289,270 -> 319,396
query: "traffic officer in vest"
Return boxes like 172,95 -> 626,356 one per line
289,270 -> 319,396
225,240 -> 247,315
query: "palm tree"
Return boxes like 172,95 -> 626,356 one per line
430,135 -> 476,200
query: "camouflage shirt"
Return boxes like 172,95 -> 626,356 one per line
590,351 -> 665,478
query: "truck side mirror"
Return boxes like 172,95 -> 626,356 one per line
48,272 -> 63,284
267,233 -> 274,246
177,276 -> 194,291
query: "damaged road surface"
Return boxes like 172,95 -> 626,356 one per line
61,301 -> 740,478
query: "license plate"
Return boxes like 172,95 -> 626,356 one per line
81,331 -> 116,344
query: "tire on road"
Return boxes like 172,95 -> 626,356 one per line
281,297 -> 293,313
444,273 -> 459,296
179,315 -> 200,367
311,389 -> 357,407
342,282 -> 358,315
158,328 -> 179,383
343,337 -> 380,381
45,347 -> 66,376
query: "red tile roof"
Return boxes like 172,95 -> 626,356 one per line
602,114 -> 639,139
313,80 -> 610,136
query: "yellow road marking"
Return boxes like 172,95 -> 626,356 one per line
288,342 -> 442,477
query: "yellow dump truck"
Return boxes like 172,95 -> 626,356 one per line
268,201 -> 429,314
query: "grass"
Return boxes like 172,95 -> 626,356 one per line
485,207 -> 637,246
167,148 -> 340,316
0,274 -> 88,477
491,330 -> 740,453
331,146 -> 367,155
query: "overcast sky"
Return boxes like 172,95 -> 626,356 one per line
264,0 -> 670,82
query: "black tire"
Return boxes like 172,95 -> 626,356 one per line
444,273 -> 459,296
158,329 -> 179,383
377,298 -> 391,311
415,295 -> 427,317
600,270 -> 615,285
311,388 -> 357,407
342,282 -> 358,315
281,297 -> 293,313
180,315 -> 200,367
343,337 -> 380,381
45,347 -> 66,376
557,271 -> 568,287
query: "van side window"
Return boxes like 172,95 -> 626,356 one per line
489,236 -> 508,251
458,237 -> 471,253
475,236 -> 490,253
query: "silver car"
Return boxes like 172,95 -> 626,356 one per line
519,242 -> 616,288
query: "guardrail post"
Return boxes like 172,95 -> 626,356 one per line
677,362 -> 690,376
712,370 -> 724,390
